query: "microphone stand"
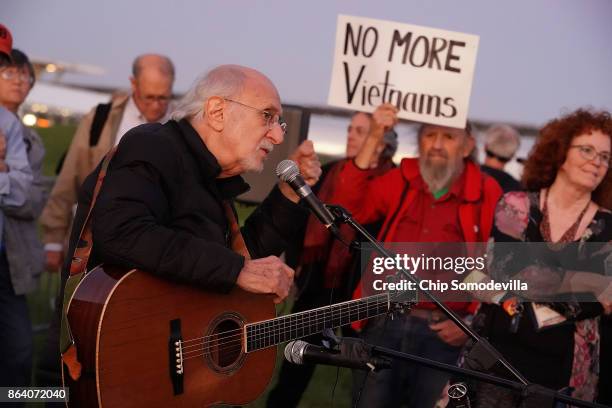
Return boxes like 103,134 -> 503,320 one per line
367,344 -> 608,408
327,205 -> 609,407
326,204 -> 530,385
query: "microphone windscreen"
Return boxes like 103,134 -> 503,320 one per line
284,340 -> 307,364
276,160 -> 299,183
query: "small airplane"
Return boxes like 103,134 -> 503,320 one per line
23,57 -> 113,125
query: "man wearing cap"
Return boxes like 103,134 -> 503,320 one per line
267,110 -> 398,408
0,23 -> 35,391
333,104 -> 502,408
40,53 -> 176,272
481,124 -> 522,192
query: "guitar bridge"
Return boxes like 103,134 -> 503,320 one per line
168,319 -> 184,395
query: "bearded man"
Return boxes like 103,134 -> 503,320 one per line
332,104 -> 502,408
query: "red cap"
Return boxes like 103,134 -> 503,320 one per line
0,24 -> 13,60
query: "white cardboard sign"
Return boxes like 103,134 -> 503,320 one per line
328,15 -> 479,129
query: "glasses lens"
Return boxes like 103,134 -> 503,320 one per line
578,145 -> 611,166
580,146 -> 595,160
261,111 -> 273,126
1,70 -> 31,83
143,95 -> 170,104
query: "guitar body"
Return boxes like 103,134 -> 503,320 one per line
63,265 -> 276,407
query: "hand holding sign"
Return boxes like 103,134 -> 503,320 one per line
355,104 -> 398,169
371,103 -> 399,136
328,15 -> 479,129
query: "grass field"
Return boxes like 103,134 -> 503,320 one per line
26,124 -> 354,407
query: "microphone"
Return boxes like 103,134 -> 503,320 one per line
276,160 -> 339,234
284,339 -> 391,371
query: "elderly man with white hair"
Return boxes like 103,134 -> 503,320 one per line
64,64 -> 321,307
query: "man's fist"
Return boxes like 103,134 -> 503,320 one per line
280,140 -> 322,202
289,140 -> 321,186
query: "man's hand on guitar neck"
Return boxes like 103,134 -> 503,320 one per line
236,256 -> 295,304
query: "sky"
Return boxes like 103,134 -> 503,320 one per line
3,0 -> 612,129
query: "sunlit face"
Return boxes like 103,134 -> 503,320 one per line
222,77 -> 284,173
418,125 -> 473,192
131,69 -> 173,122
345,112 -> 371,158
559,129 -> 610,192
0,65 -> 33,109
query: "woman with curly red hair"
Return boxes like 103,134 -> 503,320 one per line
473,109 -> 612,406
522,109 -> 612,210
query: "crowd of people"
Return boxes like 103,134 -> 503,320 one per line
0,21 -> 610,408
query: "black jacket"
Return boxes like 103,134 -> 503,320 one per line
480,165 -> 521,193
65,119 -> 308,293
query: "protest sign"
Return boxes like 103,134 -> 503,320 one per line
328,15 -> 479,128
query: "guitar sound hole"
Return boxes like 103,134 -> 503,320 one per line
204,313 -> 246,374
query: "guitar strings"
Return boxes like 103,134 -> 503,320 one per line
179,297 -> 390,351
182,298 -> 412,363
180,295 -> 402,354
181,308 -> 367,363
179,301 -> 393,361
180,306 -> 375,362
180,301 -> 389,356
180,301 -> 387,356
179,294 -> 391,347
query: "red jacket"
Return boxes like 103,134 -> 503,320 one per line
331,158 -> 503,327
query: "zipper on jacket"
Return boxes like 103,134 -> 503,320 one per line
378,181 -> 410,242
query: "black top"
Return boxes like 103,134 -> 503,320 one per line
65,119 -> 308,293
477,191 -> 610,390
480,165 -> 522,193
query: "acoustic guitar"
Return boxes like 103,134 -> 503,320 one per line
63,265 -> 414,407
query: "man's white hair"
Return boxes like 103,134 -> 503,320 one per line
170,65 -> 247,121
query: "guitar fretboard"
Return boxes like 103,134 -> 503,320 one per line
244,293 -> 389,352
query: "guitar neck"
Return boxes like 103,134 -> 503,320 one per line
244,293 -> 390,352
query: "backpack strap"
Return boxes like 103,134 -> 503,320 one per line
89,102 -> 112,147
54,102 -> 112,175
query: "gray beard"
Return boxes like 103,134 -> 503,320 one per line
419,155 -> 464,193
242,141 -> 274,174
242,158 -> 265,174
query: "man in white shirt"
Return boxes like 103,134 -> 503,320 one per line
40,54 -> 175,271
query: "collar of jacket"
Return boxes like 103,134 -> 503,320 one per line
399,157 -> 485,203
175,119 -> 250,199
110,92 -> 130,110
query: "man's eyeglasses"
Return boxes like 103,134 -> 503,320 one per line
137,94 -> 172,105
570,144 -> 611,167
224,98 -> 287,134
0,69 -> 34,85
